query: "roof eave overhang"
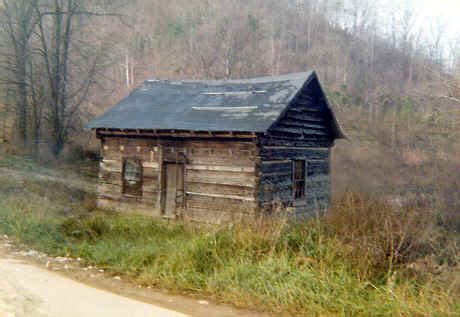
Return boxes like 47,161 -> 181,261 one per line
94,128 -> 261,139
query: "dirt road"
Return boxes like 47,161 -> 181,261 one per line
0,238 -> 260,317
0,256 -> 188,317
0,165 -> 261,317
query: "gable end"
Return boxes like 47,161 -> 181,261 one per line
265,73 -> 343,148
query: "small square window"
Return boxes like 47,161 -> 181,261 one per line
293,160 -> 306,200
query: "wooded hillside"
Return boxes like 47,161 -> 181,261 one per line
0,0 -> 459,223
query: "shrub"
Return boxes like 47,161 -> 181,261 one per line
325,192 -> 443,281
0,166 -> 458,315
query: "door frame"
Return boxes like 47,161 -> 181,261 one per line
161,161 -> 185,218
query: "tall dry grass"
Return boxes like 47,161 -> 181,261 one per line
0,170 -> 458,315
325,192 -> 440,281
0,151 -> 458,315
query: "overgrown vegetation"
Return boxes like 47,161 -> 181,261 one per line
0,1 -> 458,314
0,157 -> 457,316
1,0 -> 459,161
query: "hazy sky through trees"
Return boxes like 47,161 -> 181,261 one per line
419,0 -> 460,38
338,0 -> 459,66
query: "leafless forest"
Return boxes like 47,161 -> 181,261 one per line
0,0 -> 459,223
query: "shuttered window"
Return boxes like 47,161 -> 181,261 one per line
122,158 -> 143,196
293,160 -> 306,200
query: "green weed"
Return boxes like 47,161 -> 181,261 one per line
0,172 -> 458,315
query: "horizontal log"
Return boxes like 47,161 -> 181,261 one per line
101,152 -> 122,160
281,112 -> 329,128
186,194 -> 256,213
259,173 -> 292,185
262,146 -> 328,151
99,192 -> 123,202
102,159 -> 120,164
142,189 -> 159,197
306,186 -> 330,197
186,164 -> 255,173
306,182 -> 329,192
117,138 -> 158,147
186,169 -> 255,188
184,140 -> 256,151
186,191 -> 255,202
185,146 -> 255,155
103,144 -> 158,158
97,183 -> 121,195
143,168 -> 159,179
307,161 -> 330,176
260,161 -> 292,174
100,160 -> 122,173
143,162 -> 159,168
258,137 -> 332,148
259,147 -> 329,161
267,130 -> 331,141
260,180 -> 292,191
259,189 -> 293,204
290,103 -> 323,111
260,173 -> 292,185
306,174 -> 330,183
286,107 -> 323,115
142,179 -> 159,192
141,196 -> 157,205
270,125 -> 328,136
259,200 -> 293,209
267,130 -> 302,139
187,156 -> 255,167
99,171 -> 122,186
186,182 -> 254,197
279,119 -> 329,131
284,111 -> 325,123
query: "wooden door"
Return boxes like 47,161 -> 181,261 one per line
163,163 -> 184,218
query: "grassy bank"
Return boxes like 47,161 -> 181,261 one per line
0,158 -> 458,315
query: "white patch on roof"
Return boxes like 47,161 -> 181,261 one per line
192,106 -> 258,111
202,91 -> 267,96
269,88 -> 295,103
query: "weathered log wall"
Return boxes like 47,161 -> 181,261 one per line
256,80 -> 334,219
256,146 -> 331,219
181,140 -> 257,224
97,136 -> 258,224
98,137 -> 161,215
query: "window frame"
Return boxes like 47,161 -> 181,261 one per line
292,160 -> 306,200
122,157 -> 143,197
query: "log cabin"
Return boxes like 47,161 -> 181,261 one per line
87,71 -> 345,224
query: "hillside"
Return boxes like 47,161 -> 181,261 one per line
2,0 -> 458,219
0,1 -> 459,314
0,150 -> 458,315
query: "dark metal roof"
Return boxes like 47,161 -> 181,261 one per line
87,72 -> 314,132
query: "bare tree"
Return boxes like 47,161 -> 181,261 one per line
35,0 -> 108,157
427,17 -> 446,66
0,0 -> 38,147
